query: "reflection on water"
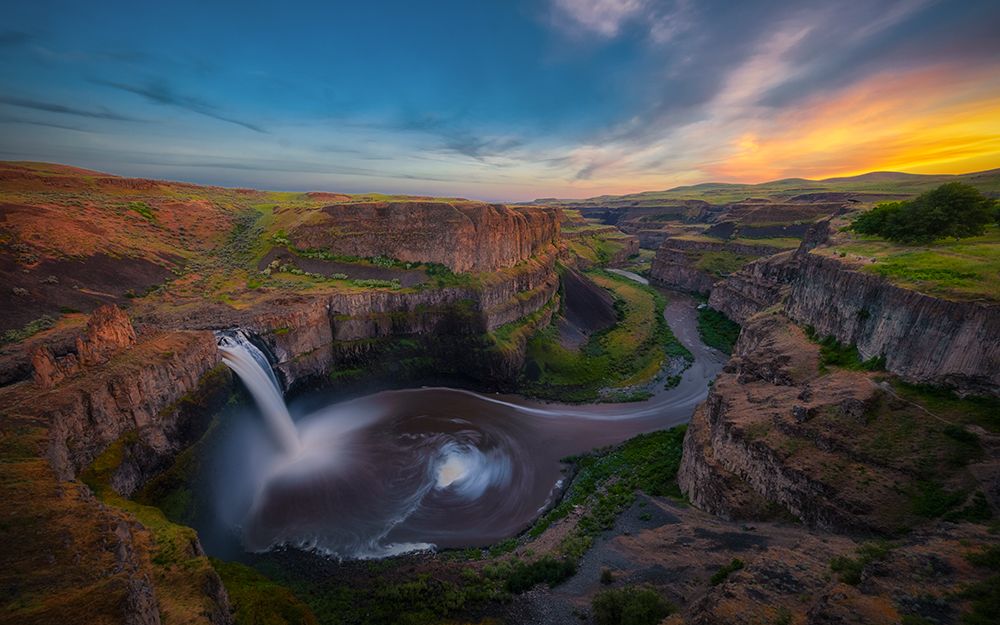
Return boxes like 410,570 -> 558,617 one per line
197,291 -> 725,559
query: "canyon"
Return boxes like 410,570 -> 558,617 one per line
1,163 -> 998,625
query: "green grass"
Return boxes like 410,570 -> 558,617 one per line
696,307 -> 741,354
804,327 -> 885,372
730,236 -> 803,249
1,314 -> 56,344
522,271 -> 690,401
829,226 -> 1000,302
888,381 -> 1000,433
693,250 -> 753,277
211,559 -> 318,625
503,556 -> 577,593
528,427 -> 687,542
263,569 -> 504,625
566,233 -> 628,266
127,200 -> 156,221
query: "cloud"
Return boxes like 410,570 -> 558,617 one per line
548,0 -> 694,44
0,95 -> 140,121
551,0 -> 647,37
0,114 -> 88,132
93,78 -> 266,133
361,113 -> 525,161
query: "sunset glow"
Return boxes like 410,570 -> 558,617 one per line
1,0 -> 998,200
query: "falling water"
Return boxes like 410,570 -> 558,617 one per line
217,331 -> 300,454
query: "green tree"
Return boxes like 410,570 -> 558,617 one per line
850,182 -> 995,243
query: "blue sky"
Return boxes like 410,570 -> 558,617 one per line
1,0 -> 999,200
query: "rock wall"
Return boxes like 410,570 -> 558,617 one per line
705,217 -> 997,395
623,227 -> 670,250
3,320 -> 233,624
784,254 -> 1000,395
285,201 -> 560,273
649,238 -> 782,295
247,247 -> 560,388
707,251 -> 797,324
678,313 -> 925,533
649,246 -> 716,294
27,330 -> 223,482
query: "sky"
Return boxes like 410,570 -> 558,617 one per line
1,0 -> 999,201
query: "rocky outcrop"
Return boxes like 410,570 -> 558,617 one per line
612,235 -> 640,265
32,304 -> 138,388
784,254 -> 1000,395
624,227 -> 670,250
678,312 -> 995,533
706,216 -> 996,394
650,245 -> 717,294
284,201 -> 560,273
75,304 -> 137,365
707,251 -> 797,324
1,331 -> 233,625
24,330 -> 224,482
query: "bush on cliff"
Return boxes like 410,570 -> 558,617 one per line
592,586 -> 674,625
849,183 -> 996,244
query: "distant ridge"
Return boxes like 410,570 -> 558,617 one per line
532,168 -> 1000,205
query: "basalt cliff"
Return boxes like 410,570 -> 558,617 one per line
0,164 -> 567,625
280,200 -> 560,273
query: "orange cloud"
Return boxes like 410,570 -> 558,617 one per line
702,63 -> 1000,182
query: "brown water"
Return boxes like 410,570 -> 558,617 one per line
198,289 -> 725,559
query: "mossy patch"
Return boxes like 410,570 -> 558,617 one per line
696,307 -> 740,354
522,271 -> 690,401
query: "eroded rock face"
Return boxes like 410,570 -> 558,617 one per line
76,304 -> 137,366
242,246 -> 560,388
784,254 -> 1000,395
31,345 -> 78,388
32,304 -> 138,388
650,246 -> 716,295
649,238 -> 782,295
284,201 -> 560,273
678,312 -> 992,534
32,330 -> 222,482
708,251 -> 798,324
706,216 -> 998,394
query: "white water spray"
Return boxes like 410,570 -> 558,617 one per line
217,331 -> 300,454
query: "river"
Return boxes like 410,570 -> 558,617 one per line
197,284 -> 725,559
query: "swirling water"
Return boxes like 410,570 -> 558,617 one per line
200,290 -> 725,560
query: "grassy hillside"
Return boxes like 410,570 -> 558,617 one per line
536,168 -> 1000,207
820,224 -> 1000,302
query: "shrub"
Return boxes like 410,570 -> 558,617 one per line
601,568 -> 615,585
709,558 -> 744,585
2,315 -> 56,344
504,556 -> 577,593
849,183 -> 996,243
910,480 -> 967,518
127,200 -> 156,221
351,278 -> 401,289
830,541 -> 893,585
592,586 -> 674,625
961,546 -> 1000,625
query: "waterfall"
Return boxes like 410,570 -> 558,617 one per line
217,331 -> 300,454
